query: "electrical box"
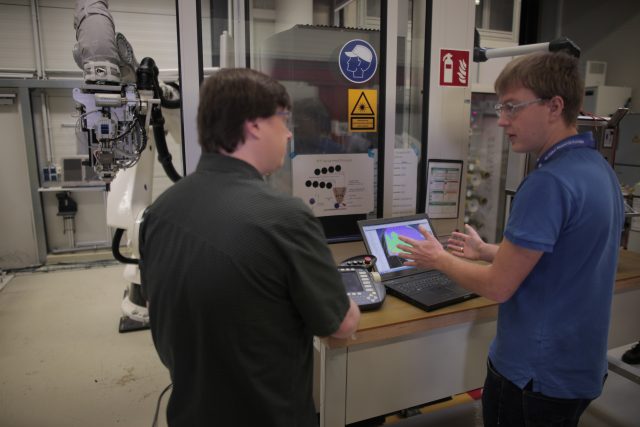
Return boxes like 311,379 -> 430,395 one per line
583,85 -> 632,117
61,156 -> 100,184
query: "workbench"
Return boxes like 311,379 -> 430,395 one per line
314,250 -> 640,426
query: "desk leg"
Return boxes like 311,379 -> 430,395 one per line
318,342 -> 347,427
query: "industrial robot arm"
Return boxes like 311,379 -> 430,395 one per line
72,0 -> 182,331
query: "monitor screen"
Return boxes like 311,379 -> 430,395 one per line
360,216 -> 433,275
340,270 -> 364,293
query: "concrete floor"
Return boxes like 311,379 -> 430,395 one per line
1,262 -> 639,427
0,263 -> 170,427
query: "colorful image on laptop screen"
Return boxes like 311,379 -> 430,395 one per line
379,225 -> 424,268
361,217 -> 433,275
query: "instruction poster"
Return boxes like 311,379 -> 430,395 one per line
426,159 -> 462,219
292,153 -> 374,216
392,148 -> 418,216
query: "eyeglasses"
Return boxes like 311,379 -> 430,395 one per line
494,98 -> 547,117
275,111 -> 293,130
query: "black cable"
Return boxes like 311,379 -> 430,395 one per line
137,57 -> 182,182
111,228 -> 139,265
151,106 -> 182,182
151,383 -> 173,427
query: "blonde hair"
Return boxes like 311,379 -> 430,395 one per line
495,52 -> 583,126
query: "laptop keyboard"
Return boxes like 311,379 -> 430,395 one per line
387,271 -> 455,295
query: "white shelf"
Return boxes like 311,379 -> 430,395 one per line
38,185 -> 106,192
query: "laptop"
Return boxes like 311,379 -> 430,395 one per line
358,214 -> 477,311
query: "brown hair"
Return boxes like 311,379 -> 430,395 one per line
197,68 -> 291,153
494,52 -> 583,126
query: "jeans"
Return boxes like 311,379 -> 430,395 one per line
482,359 -> 592,427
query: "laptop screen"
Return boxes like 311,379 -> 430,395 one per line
359,215 -> 435,276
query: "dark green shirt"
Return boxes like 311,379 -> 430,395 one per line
140,153 -> 349,426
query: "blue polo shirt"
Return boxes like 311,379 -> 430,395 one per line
489,133 -> 624,399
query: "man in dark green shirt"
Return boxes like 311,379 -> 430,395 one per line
140,68 -> 360,426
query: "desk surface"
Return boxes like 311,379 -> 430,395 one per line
327,250 -> 640,349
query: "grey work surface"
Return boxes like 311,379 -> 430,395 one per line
608,344 -> 640,385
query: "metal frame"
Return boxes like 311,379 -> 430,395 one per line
18,87 -> 48,264
381,1 -> 398,217
176,0 -> 204,175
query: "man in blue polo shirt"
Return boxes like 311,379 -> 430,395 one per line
397,52 -> 624,426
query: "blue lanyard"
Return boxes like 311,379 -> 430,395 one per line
536,133 -> 596,169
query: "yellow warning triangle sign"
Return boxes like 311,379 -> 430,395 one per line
351,92 -> 374,115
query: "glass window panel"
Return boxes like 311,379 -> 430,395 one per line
475,0 -> 484,29
467,93 -> 509,243
489,0 -> 513,32
264,1 -> 380,240
200,0 -> 426,236
367,0 -> 380,18
391,0 -> 425,216
475,0 -> 514,33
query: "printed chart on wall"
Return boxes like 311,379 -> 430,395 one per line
292,153 -> 374,216
426,159 -> 463,219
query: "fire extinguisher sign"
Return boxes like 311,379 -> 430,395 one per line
439,49 -> 470,87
